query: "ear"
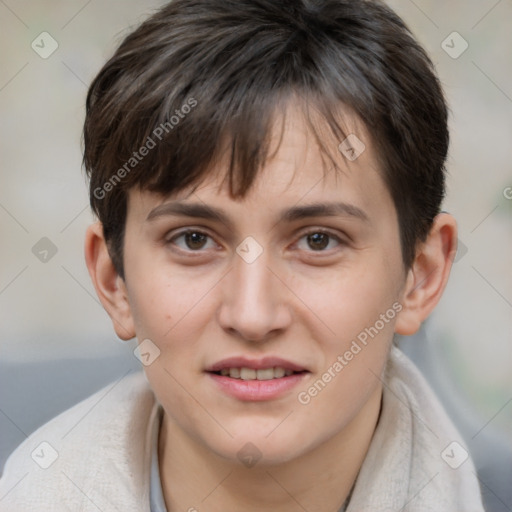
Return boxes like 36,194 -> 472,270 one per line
394,213 -> 458,336
84,222 -> 136,340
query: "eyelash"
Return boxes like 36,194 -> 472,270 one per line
166,228 -> 346,256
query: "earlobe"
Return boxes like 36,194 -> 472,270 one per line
84,222 -> 136,340
394,213 -> 458,336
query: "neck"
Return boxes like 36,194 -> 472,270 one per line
159,386 -> 382,512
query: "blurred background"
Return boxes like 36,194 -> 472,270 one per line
0,0 -> 511,510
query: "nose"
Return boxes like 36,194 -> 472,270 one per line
217,247 -> 292,342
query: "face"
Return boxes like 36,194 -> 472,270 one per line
121,105 -> 407,465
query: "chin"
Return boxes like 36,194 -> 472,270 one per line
206,429 -> 311,468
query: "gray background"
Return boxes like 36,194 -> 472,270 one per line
0,1 -> 511,510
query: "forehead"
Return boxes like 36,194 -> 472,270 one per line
127,102 -> 395,225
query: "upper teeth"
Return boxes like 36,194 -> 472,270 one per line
219,367 -> 294,380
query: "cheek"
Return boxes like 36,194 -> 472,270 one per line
127,259 -> 215,338
294,259 -> 399,346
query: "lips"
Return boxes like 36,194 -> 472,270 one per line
205,356 -> 310,400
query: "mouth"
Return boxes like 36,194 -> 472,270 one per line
205,357 -> 310,401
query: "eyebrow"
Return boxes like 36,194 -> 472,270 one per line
146,201 -> 370,227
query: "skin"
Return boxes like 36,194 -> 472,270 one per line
85,104 -> 457,511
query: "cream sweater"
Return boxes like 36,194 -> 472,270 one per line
0,348 -> 485,511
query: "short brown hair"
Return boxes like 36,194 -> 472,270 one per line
83,0 -> 449,278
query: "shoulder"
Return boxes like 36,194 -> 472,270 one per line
0,371 -> 156,512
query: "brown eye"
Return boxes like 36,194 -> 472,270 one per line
296,230 -> 343,253
169,230 -> 216,252
306,232 -> 330,251
184,231 -> 208,250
